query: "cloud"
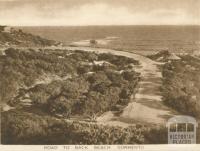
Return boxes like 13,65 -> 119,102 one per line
0,1 -> 199,26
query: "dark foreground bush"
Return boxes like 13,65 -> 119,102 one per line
162,56 -> 200,117
143,126 -> 168,144
1,110 -> 169,145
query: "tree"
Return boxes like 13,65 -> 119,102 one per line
90,39 -> 97,46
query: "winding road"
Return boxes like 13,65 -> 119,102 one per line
66,46 -> 177,127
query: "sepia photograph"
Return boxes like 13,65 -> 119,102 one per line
0,0 -> 200,150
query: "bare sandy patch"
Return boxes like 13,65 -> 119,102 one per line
121,102 -> 171,124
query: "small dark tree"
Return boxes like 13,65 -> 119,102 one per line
90,39 -> 97,46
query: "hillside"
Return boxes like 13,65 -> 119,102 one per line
0,26 -> 60,47
0,47 -> 169,145
1,47 -> 164,144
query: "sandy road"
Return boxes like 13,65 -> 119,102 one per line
65,46 -> 176,127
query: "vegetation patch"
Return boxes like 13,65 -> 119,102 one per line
162,55 -> 200,117
1,48 -> 140,119
1,110 -> 167,144
0,27 -> 59,47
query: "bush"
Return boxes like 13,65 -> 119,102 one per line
162,57 -> 200,117
1,48 -> 140,125
1,110 -> 152,144
90,39 -> 97,45
144,126 -> 168,144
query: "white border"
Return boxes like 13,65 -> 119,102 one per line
0,145 -> 200,151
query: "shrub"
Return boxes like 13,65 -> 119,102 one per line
162,57 -> 200,117
1,110 -> 152,144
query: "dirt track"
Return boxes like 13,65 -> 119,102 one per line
66,46 -> 177,127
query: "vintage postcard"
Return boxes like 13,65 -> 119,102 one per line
0,0 -> 200,151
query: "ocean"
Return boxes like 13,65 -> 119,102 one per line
19,25 -> 200,54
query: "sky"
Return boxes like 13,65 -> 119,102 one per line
0,0 -> 199,26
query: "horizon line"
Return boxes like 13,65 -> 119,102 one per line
8,24 -> 200,27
